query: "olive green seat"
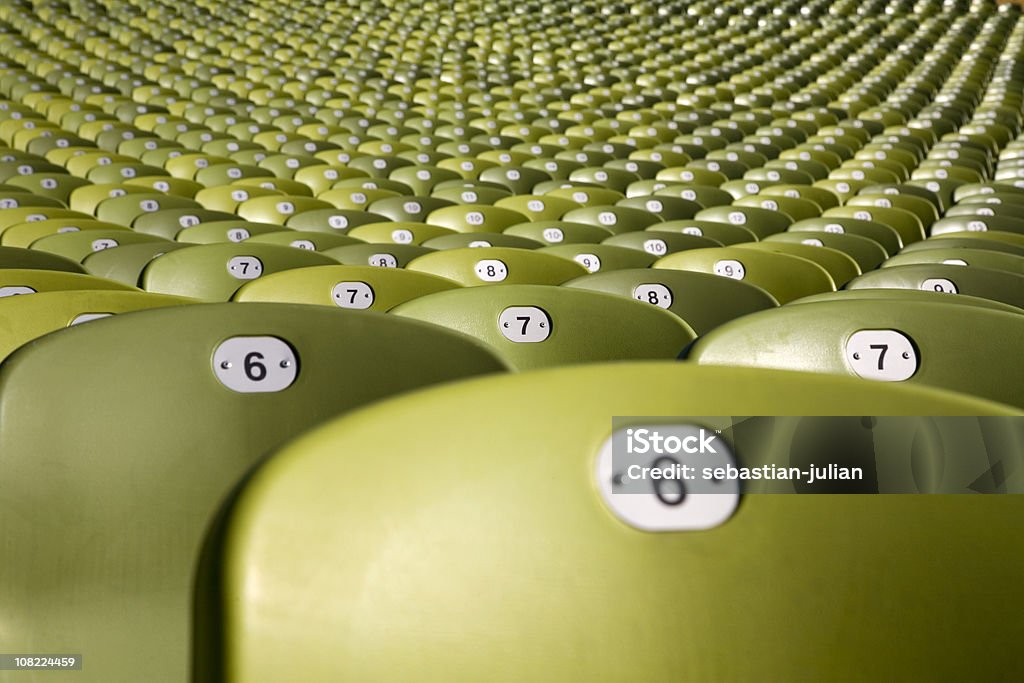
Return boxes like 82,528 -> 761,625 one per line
930,215 -> 1024,237
67,183 -> 151,215
0,289 -> 193,361
345,221 -> 453,246
194,185 -> 284,214
931,231 -> 1024,249
858,183 -> 944,212
734,242 -> 862,287
906,179 -> 962,213
788,290 -> 1023,316
957,193 -> 1024,209
733,195 -> 822,222
763,232 -> 888,271
788,217 -> 902,256
694,205 -> 792,239
0,189 -> 66,210
561,205 -> 662,234
900,237 -> 1024,258
720,179 -> 779,201
0,216 -> 129,247
494,194 -> 581,221
564,267 -> 778,334
651,219 -> 756,245
245,231 -> 363,252
82,242 -> 195,286
652,183 -> 734,207
233,265 -> 461,310
320,243 -> 435,268
945,203 -> 1024,222
615,195 -> 702,221
954,183 -> 1024,203
285,208 -> 389,233
0,266 -> 139,297
406,247 -> 587,286
821,206 -> 925,245
881,248 -> 1024,275
538,244 -> 658,273
432,184 -> 514,206
29,229 -> 169,262
546,186 -> 627,207
175,221 -> 288,245
368,195 -> 455,223
141,243 -> 336,301
0,245 -> 86,273
392,284 -> 694,370
426,204 -> 529,233
7,173 -> 91,203
194,362 -> 1023,683
0,207 -> 92,236
236,195 -> 335,224
503,220 -> 613,246
688,300 -> 1024,408
759,184 -> 840,209
602,231 -> 719,258
0,302 -> 506,683
846,194 -> 939,229
478,165 -> 551,193
421,233 -> 544,250
847,264 -> 1024,309
95,193 -> 204,226
654,247 -> 835,303
130,209 -> 238,240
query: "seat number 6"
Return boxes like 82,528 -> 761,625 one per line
213,336 -> 298,393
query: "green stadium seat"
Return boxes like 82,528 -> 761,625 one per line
493,194 -> 580,221
503,220 -> 612,246
406,247 -> 586,286
426,204 -> 528,233
29,229 -> 169,262
733,241 -> 861,287
392,284 -> 694,370
654,246 -> 835,303
650,219 -> 755,245
174,221 -> 290,245
931,214 -> 1024,237
847,264 -> 1024,309
564,267 -> 778,333
140,243 -> 336,301
95,193 -> 204,226
421,233 -> 544,250
194,363 -> 1022,682
0,289 -> 193,361
788,290 -> 1023,316
561,205 -> 662,234
0,268 -> 139,296
688,300 -> 1024,407
321,243 -> 436,268
788,217 -> 902,256
694,205 -> 792,239
602,230 -> 719,258
236,195 -> 335,224
0,303 -> 506,683
82,241 -> 195,286
232,264 -> 461,310
881,248 -> 1024,275
0,245 -> 87,273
